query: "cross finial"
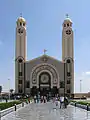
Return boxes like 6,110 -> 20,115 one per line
20,13 -> 22,17
44,49 -> 47,54
66,14 -> 69,18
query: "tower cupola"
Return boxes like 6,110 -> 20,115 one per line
63,14 -> 72,28
16,16 -> 26,27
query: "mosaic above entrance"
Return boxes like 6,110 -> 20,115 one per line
31,63 -> 59,85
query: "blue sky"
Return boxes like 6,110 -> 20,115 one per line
0,0 -> 90,93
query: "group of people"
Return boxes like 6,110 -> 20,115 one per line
34,95 -> 47,103
33,94 -> 69,109
53,96 -> 69,109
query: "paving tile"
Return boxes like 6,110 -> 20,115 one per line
2,102 -> 90,120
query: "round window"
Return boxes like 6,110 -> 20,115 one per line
18,59 -> 23,63
67,59 -> 70,63
66,30 -> 71,35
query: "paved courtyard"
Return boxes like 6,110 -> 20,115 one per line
2,102 -> 90,120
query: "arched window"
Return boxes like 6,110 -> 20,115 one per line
18,59 -> 23,63
66,59 -> 71,77
23,22 -> 25,26
20,22 -> 22,26
67,79 -> 70,84
67,23 -> 69,27
67,59 -> 70,63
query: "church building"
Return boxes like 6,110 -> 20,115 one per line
15,15 -> 74,97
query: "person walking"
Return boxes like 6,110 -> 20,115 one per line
41,96 -> 43,103
55,97 -> 58,109
34,95 -> 37,103
64,97 -> 68,108
60,96 -> 64,109
52,97 -> 56,109
43,96 -> 46,103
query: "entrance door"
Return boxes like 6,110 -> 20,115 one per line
39,72 -> 51,96
51,87 -> 58,97
40,87 -> 51,96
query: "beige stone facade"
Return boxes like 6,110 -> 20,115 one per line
15,15 -> 74,97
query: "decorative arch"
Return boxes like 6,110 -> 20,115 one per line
15,56 -> 25,62
64,57 -> 73,78
64,57 -> 73,63
30,63 -> 59,88
37,69 -> 53,88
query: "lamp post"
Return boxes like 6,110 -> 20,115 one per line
80,79 -> 82,93
8,79 -> 10,100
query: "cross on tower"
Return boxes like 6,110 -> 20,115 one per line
44,49 -> 47,54
66,14 -> 69,18
20,13 -> 22,17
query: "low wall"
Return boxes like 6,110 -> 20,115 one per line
70,102 -> 90,111
0,102 -> 32,118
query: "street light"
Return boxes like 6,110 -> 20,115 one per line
8,79 -> 10,100
80,80 -> 82,93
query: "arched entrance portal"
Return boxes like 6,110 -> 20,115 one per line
39,72 -> 51,96
30,63 -> 59,96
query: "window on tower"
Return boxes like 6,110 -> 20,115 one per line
19,72 -> 22,76
20,22 -> 22,26
19,80 -> 22,84
21,29 -> 23,33
67,72 -> 71,76
66,30 -> 71,35
67,59 -> 70,63
67,23 -> 69,27
18,59 -> 23,63
67,79 -> 70,84
18,28 -> 21,33
23,22 -> 25,26
18,28 -> 23,34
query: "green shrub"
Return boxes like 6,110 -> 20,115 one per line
71,101 -> 90,106
0,100 -> 22,110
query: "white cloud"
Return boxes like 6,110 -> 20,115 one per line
85,71 -> 90,75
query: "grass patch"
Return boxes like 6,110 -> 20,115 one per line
0,100 -> 22,110
71,100 -> 90,106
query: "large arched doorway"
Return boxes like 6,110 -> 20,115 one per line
39,72 -> 51,96
30,63 -> 60,96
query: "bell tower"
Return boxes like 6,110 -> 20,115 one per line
62,14 -> 74,97
15,16 -> 27,94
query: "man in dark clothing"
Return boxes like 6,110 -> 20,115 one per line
64,97 -> 68,108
